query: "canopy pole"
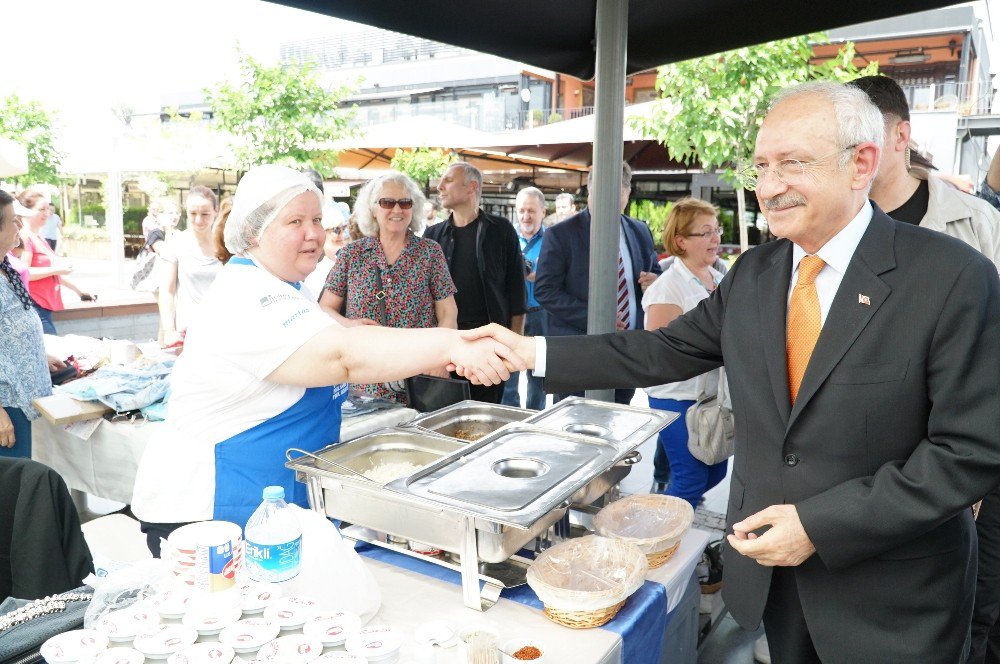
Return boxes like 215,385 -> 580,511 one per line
585,0 -> 629,403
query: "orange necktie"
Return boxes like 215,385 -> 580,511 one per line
787,255 -> 826,404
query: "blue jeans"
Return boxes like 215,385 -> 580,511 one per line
32,302 -> 56,335
647,396 -> 728,509
502,309 -> 548,410
1,407 -> 32,458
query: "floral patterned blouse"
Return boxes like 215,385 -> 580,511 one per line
325,232 -> 457,402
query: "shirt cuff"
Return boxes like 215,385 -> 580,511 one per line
534,337 -> 548,377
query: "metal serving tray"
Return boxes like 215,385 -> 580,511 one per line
299,428 -> 463,484
406,400 -> 533,442
524,396 -> 678,454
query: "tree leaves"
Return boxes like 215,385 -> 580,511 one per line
0,95 -> 64,185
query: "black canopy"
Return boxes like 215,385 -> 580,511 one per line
267,0 -> 961,79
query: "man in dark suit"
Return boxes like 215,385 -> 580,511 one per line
458,81 -> 1000,662
534,162 -> 661,404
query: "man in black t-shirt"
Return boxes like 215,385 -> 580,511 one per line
425,163 -> 526,403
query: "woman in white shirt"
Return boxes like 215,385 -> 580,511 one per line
158,186 -> 222,345
132,165 -> 521,555
642,197 -> 728,508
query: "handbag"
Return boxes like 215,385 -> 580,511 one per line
129,247 -> 158,292
0,587 -> 92,664
686,367 -> 735,465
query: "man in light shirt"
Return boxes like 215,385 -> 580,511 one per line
458,81 -> 1000,663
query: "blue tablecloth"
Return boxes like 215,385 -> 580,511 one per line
356,542 -> 668,664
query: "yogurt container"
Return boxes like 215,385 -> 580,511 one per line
218,618 -> 281,655
238,581 -> 282,615
253,634 -> 323,663
301,611 -> 361,648
182,606 -> 242,635
314,654 -> 366,663
41,629 -> 110,663
344,625 -> 403,664
261,596 -> 320,631
145,588 -> 194,620
166,642 -> 237,664
80,648 -> 146,664
132,624 -> 198,659
95,606 -> 161,643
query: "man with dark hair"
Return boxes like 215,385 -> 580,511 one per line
848,75 -> 1000,265
426,162 -> 526,403
534,161 -> 660,404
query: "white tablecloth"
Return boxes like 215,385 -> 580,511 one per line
31,408 -> 418,504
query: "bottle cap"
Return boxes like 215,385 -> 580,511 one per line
263,486 -> 285,501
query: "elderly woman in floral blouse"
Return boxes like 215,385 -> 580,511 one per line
320,172 -> 457,402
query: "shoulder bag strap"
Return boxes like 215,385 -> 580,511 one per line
373,265 -> 387,325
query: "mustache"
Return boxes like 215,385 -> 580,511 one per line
763,194 -> 806,210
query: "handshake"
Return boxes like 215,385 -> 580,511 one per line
445,324 -> 537,386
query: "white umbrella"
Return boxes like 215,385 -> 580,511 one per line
0,137 -> 29,178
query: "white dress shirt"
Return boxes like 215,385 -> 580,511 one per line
534,201 -> 873,377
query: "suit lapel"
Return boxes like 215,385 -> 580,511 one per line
757,242 -> 794,427
787,211 -> 897,431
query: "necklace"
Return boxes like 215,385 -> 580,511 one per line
0,591 -> 92,632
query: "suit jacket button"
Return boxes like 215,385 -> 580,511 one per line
784,454 -> 799,467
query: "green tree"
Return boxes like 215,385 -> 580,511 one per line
0,95 -> 64,185
631,35 -> 877,249
206,51 -> 357,172
390,148 -> 453,193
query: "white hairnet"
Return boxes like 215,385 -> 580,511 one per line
225,164 -> 324,255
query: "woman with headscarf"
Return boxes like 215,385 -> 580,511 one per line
320,172 -> 458,402
130,165 -> 521,554
0,191 -> 65,457
157,186 -> 223,345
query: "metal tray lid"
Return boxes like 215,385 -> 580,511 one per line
397,424 -> 621,528
524,397 -> 677,452
406,400 -> 533,440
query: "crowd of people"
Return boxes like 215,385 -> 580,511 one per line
3,73 -> 1000,662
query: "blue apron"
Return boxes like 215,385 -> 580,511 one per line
212,257 -> 348,526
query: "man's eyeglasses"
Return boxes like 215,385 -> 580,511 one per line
738,145 -> 858,191
684,227 -> 724,239
377,198 -> 414,210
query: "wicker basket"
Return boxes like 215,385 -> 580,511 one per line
593,495 -> 693,570
543,600 -> 626,629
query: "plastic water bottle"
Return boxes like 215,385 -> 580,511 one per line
245,486 -> 302,583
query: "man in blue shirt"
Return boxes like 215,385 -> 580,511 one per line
501,186 -> 547,410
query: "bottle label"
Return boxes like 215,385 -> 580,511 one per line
245,536 -> 302,583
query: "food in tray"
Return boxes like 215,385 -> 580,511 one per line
450,425 -> 486,441
512,645 -> 543,660
362,460 -> 420,484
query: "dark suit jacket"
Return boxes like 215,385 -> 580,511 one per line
544,206 -> 1000,662
534,208 -> 661,336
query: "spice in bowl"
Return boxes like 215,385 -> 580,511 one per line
513,645 -> 542,660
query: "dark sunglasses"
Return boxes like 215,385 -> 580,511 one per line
327,225 -> 347,234
377,198 -> 414,210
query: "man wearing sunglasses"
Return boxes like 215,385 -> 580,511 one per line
426,162 -> 526,404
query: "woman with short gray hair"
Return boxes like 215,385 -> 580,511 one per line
320,172 -> 458,403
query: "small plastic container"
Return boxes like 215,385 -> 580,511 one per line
94,606 -> 161,643
167,642 -> 236,664
41,629 -> 110,663
301,610 -> 362,647
314,654 -> 366,663
80,647 -> 146,664
262,595 -> 320,631
238,581 -> 282,615
344,625 -> 403,664
145,587 -> 193,620
181,605 -> 242,635
254,634 -> 324,663
218,617 -> 281,655
132,624 -> 198,660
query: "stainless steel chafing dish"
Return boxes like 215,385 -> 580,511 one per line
288,400 -> 677,612
406,401 -> 534,442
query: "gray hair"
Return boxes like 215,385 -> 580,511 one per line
516,186 -> 546,209
555,192 -> 575,207
769,81 -> 884,172
448,162 -> 483,201
354,172 -> 426,237
587,162 -> 633,191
